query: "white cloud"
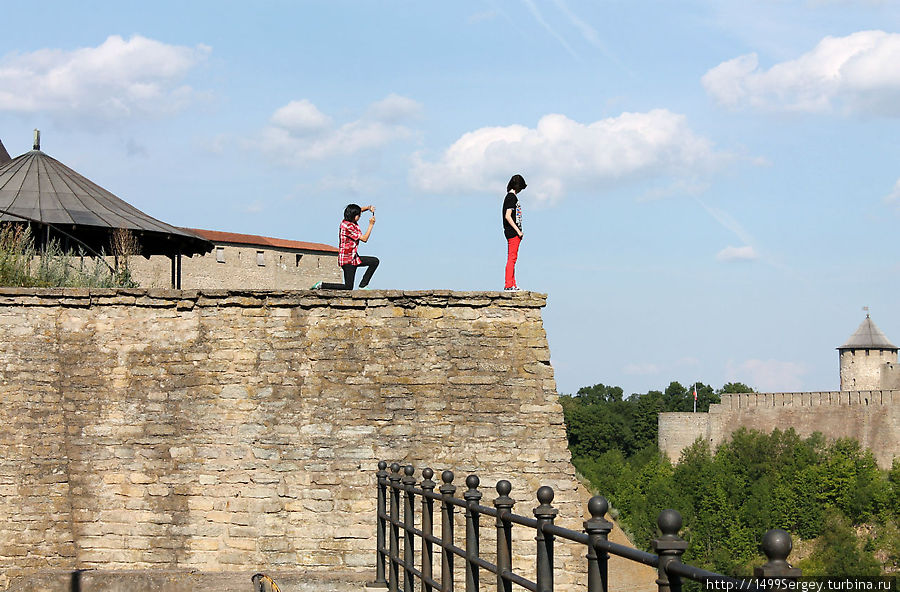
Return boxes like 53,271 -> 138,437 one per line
260,95 -> 421,164
884,178 -> 900,206
726,359 -> 807,392
703,30 -> 900,116
716,245 -> 758,262
365,93 -> 423,124
411,110 -> 723,202
0,35 -> 209,124
270,100 -> 332,135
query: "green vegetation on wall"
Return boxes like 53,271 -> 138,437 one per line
563,382 -> 899,577
0,225 -> 138,288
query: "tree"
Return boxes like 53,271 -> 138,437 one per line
576,383 -> 624,405
718,382 -> 754,394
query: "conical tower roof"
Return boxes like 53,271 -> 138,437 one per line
0,143 -> 212,256
0,139 -> 10,165
837,315 -> 898,351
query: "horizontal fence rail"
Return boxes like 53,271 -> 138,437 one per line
371,461 -> 802,592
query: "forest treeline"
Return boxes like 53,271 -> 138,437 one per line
560,382 -> 900,577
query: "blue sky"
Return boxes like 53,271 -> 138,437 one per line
1,1 -> 899,396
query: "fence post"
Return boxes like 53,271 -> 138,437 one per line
402,465 -> 417,592
440,471 -> 457,592
389,462 -> 402,592
584,496 -> 612,592
651,509 -> 688,592
534,486 -> 558,592
754,528 -> 801,590
463,475 -> 482,592
494,480 -> 514,592
421,468 -> 436,592
374,460 -> 389,588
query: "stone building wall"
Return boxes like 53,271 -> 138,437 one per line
0,289 -> 649,591
125,247 -> 342,290
659,391 -> 900,468
839,349 -> 898,391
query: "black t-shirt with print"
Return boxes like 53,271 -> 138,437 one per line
502,192 -> 521,239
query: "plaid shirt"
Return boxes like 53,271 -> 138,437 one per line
338,220 -> 362,266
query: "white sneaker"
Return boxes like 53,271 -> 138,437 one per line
504,286 -> 521,292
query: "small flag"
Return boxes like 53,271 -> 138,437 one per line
693,386 -> 698,401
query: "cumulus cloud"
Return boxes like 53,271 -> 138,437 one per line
0,35 -> 210,124
703,30 -> 900,115
260,94 -> 421,164
726,359 -> 807,392
270,100 -> 332,135
411,110 -> 723,202
716,245 -> 758,262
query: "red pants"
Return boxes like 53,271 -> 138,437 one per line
505,236 -> 521,289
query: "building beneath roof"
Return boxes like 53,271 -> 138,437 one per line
127,228 -> 342,289
0,132 -> 213,287
838,313 -> 900,390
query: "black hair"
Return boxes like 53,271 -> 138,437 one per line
507,174 -> 527,193
343,203 -> 362,222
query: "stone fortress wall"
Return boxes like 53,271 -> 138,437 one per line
659,390 -> 900,469
124,246 -> 342,290
0,288 -> 653,591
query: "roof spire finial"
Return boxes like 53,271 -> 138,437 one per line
863,305 -> 869,318
33,129 -> 40,151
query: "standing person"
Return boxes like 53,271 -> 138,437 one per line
502,174 -> 526,291
312,203 -> 379,290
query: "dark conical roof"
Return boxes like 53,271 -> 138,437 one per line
0,148 -> 212,256
0,139 -> 10,165
837,315 -> 897,351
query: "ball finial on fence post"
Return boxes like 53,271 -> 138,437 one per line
585,496 -> 613,592
652,510 -> 688,592
533,486 -> 558,592
755,529 -> 801,580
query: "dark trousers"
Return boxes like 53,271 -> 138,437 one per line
320,256 -> 380,290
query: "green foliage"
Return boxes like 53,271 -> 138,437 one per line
564,380 -> 899,576
798,510 -> 882,576
0,225 -> 139,288
561,381 -> 731,460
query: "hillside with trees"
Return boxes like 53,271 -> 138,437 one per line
561,382 -> 900,576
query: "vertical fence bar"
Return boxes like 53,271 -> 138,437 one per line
421,468 -> 436,592
374,460 -> 390,588
534,486 -> 558,592
440,471 -> 456,592
494,480 -> 514,592
651,510 -> 688,592
403,465 -> 417,592
389,463 -> 402,592
584,496 -> 612,592
463,475 -> 482,592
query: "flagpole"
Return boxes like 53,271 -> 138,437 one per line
693,382 -> 697,413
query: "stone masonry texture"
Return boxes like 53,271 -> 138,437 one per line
0,288 -> 653,591
659,391 -> 900,469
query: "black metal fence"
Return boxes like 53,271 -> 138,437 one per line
371,461 -> 801,592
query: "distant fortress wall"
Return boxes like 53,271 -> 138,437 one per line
659,391 -> 900,469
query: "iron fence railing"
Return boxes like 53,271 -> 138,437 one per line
371,461 -> 801,592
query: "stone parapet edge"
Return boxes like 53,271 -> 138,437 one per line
0,288 -> 547,309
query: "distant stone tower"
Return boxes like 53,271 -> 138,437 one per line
838,314 -> 899,391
